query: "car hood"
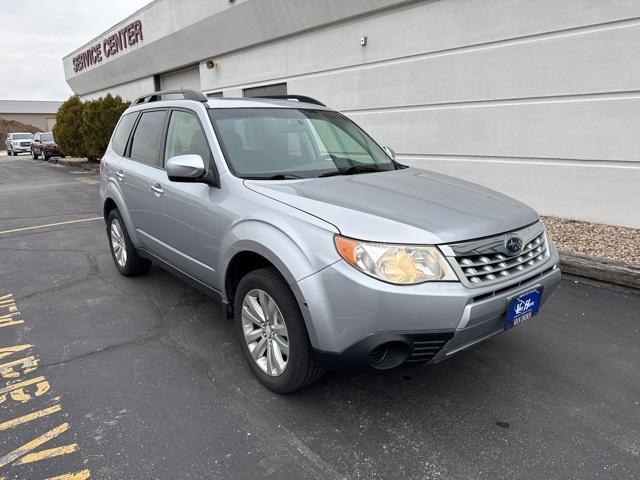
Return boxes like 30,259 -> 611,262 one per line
244,167 -> 539,244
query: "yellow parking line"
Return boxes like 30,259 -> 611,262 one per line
0,217 -> 102,236
0,405 -> 62,432
0,422 -> 69,467
49,470 -> 91,480
16,443 -> 78,465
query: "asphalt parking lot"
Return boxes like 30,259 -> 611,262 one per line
1,154 -> 639,480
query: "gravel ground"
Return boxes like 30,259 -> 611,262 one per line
543,216 -> 640,267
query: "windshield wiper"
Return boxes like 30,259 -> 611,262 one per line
319,165 -> 385,178
245,173 -> 304,180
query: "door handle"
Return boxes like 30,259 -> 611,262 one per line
115,170 -> 124,181
150,183 -> 164,196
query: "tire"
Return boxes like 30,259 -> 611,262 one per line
43,152 -> 49,161
31,149 -> 38,160
234,267 -> 324,393
106,209 -> 152,276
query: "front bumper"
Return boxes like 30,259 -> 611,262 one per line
12,145 -> 30,152
299,241 -> 561,370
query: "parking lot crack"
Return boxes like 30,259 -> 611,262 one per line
38,328 -> 162,371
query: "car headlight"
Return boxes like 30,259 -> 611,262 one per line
334,235 -> 459,285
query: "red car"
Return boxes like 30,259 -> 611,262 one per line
31,132 -> 64,160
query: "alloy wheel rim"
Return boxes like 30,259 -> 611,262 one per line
110,219 -> 127,268
241,289 -> 289,377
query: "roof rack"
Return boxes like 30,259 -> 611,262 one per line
132,89 -> 208,106
255,95 -> 326,107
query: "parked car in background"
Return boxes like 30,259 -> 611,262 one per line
31,132 -> 64,160
6,132 -> 34,156
100,89 -> 561,393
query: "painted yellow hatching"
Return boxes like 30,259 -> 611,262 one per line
0,355 -> 39,379
0,293 -> 13,300
0,312 -> 23,328
0,422 -> 70,467
0,344 -> 32,361
16,443 -> 78,465
48,470 -> 91,480
0,404 -> 62,432
0,375 -> 47,394
0,376 -> 48,404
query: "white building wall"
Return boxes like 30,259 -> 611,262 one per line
199,0 -> 640,228
81,76 -> 155,101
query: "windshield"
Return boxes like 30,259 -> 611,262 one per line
41,133 -> 54,142
209,108 -> 396,178
13,133 -> 33,140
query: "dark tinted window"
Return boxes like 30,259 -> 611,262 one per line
111,113 -> 138,156
129,110 -> 166,166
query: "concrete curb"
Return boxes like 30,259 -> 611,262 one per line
50,157 -> 100,172
559,251 -> 640,291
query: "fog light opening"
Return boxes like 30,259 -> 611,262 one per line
369,341 -> 410,370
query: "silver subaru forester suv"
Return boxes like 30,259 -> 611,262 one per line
100,89 -> 561,393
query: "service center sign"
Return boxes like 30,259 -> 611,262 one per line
72,20 -> 144,73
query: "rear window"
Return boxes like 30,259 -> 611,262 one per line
129,111 -> 166,166
111,113 -> 138,156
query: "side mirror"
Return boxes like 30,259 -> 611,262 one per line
383,146 -> 396,160
166,154 -> 206,182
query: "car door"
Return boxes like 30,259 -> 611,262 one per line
141,108 -> 222,285
116,109 -> 167,246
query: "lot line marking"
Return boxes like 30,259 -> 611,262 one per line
0,217 -> 102,236
48,470 -> 91,480
0,375 -> 46,395
16,443 -> 78,465
0,422 -> 69,467
0,405 -> 62,432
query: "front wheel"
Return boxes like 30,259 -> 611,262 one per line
107,209 -> 151,276
31,149 -> 39,159
234,267 -> 324,393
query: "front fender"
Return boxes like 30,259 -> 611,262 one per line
218,218 -> 340,348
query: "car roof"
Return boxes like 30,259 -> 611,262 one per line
206,97 -> 332,110
127,96 -> 332,114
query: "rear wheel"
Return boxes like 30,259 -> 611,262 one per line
234,267 -> 324,393
107,209 -> 151,276
31,149 -> 38,159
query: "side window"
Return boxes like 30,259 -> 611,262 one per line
111,113 -> 138,156
129,110 -> 166,166
164,110 -> 210,165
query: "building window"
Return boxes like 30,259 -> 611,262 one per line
243,83 -> 287,98
207,92 -> 224,98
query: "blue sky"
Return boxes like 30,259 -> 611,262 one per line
0,0 -> 150,101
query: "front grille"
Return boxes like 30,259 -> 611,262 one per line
20,141 -> 30,146
404,332 -> 453,365
456,232 -> 548,285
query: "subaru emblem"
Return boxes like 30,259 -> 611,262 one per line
504,236 -> 523,255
